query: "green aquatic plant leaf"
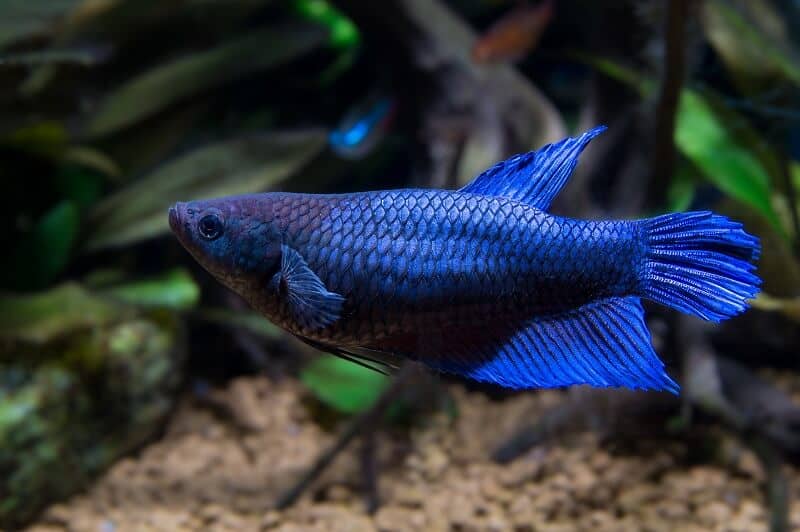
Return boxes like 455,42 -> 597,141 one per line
0,283 -> 123,344
701,0 -> 800,91
675,90 -> 784,235
191,308 -> 282,340
84,129 -> 326,251
0,0 -> 80,48
84,24 -> 326,137
294,0 -> 360,49
750,293 -> 800,322
666,163 -> 696,213
2,122 -> 121,178
2,121 -> 68,158
98,269 -> 200,310
0,46 -> 108,66
579,54 -> 785,236
301,354 -> 389,414
8,201 -> 80,291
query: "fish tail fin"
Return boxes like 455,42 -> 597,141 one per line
638,211 -> 761,322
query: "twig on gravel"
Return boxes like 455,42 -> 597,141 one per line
360,430 -> 381,514
275,362 -> 418,510
747,434 -> 790,532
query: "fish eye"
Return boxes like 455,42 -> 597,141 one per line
198,214 -> 223,240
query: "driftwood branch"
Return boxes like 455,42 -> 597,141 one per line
647,0 -> 690,207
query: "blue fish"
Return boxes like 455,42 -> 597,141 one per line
329,95 -> 395,159
169,126 -> 761,394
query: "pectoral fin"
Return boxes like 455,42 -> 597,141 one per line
273,244 -> 344,330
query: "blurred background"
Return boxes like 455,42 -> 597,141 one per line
1,0 -> 800,530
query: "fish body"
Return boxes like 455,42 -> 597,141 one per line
170,126 -> 761,393
472,0 -> 554,64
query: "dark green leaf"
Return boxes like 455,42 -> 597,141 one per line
2,122 -> 121,179
84,24 -> 327,137
666,163 -> 696,213
84,129 -> 326,251
1,121 -> 68,158
701,0 -> 800,90
675,90 -> 784,235
301,355 -> 389,414
580,54 -> 786,236
0,46 -> 108,66
98,269 -> 199,310
0,283 -> 123,344
191,308 -> 282,340
750,293 -> 800,322
0,0 -> 80,48
53,166 -> 104,211
294,0 -> 361,49
9,201 -> 80,290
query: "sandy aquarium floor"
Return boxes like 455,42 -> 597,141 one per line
25,374 -> 800,532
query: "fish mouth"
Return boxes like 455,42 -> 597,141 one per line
168,203 -> 184,234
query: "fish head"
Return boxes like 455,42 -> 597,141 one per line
169,195 -> 282,295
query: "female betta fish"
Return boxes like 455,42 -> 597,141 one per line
169,126 -> 761,394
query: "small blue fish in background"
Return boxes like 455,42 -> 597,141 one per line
328,94 -> 396,159
169,126 -> 761,394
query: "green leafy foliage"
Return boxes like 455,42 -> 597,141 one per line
84,24 -> 327,138
579,55 -> 787,237
751,293 -> 800,322
0,283 -> 122,345
9,201 -> 79,291
1,122 -> 121,178
0,0 -> 80,48
665,162 -> 696,213
84,129 -> 327,250
294,0 -> 360,49
98,269 -> 200,310
0,47 -> 107,66
301,354 -> 389,414
701,0 -> 800,92
192,308 -> 282,340
674,91 -> 784,235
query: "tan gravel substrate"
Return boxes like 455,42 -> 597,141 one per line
26,373 -> 800,532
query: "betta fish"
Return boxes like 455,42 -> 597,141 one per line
169,126 -> 760,394
472,0 -> 554,64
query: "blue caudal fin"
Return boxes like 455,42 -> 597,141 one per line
639,212 -> 761,322
425,296 -> 680,394
459,126 -> 606,210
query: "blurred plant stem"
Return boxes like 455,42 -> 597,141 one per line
778,153 -> 800,256
747,434 -> 790,532
275,362 -> 418,510
648,0 -> 690,208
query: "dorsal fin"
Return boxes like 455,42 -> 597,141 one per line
460,126 -> 607,210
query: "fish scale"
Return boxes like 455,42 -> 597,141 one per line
170,126 -> 761,392
265,190 -> 638,347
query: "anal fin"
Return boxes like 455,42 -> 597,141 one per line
424,297 -> 679,393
